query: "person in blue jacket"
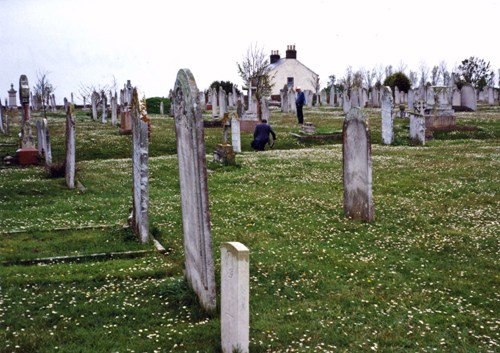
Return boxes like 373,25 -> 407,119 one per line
295,86 -> 306,124
251,119 -> 276,151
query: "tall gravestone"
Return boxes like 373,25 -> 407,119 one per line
111,92 -> 117,126
219,88 -> 227,118
381,86 -> 394,145
342,107 -> 374,222
280,85 -> 289,113
410,101 -> 426,145
221,242 -> 250,353
101,91 -> 107,124
342,93 -> 351,114
16,75 -> 38,165
261,97 -> 270,122
211,88 -> 219,119
131,88 -> 149,244
120,80 -> 133,134
65,99 -> 76,189
91,91 -> 98,121
36,119 -> 46,157
231,112 -> 241,153
0,100 -> 4,134
8,84 -> 17,108
173,68 -> 216,312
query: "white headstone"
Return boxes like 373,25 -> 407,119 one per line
381,86 -> 394,145
460,84 -> 477,111
65,99 -> 76,189
231,115 -> 241,153
221,242 -> 249,353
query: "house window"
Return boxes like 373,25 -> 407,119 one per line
287,77 -> 294,89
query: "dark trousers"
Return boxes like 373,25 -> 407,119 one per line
296,104 -> 304,124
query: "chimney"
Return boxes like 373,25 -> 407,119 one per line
270,50 -> 280,64
285,45 -> 297,59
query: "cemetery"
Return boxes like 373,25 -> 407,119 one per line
0,71 -> 499,352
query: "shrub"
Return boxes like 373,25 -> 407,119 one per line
146,97 -> 170,115
383,72 -> 411,93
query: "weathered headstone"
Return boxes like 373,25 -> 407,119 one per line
231,112 -> 241,153
91,91 -> 98,121
219,88 -> 227,118
329,87 -> 335,107
452,88 -> 461,106
119,81 -> 133,134
8,84 -> 17,108
0,99 -> 4,134
221,242 -> 250,353
350,90 -> 360,108
43,119 -> 52,165
381,86 -> 394,145
16,75 -> 38,165
280,85 -> 289,113
36,119 -> 46,156
342,107 -> 374,222
261,97 -> 270,122
159,101 -> 164,115
130,88 -> 149,244
410,101 -> 426,145
65,98 -> 76,189
173,68 -> 216,312
111,92 -> 117,126
408,89 -> 414,110
342,93 -> 351,114
101,91 -> 107,124
211,88 -> 219,119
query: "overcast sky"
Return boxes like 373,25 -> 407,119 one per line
1,0 -> 498,104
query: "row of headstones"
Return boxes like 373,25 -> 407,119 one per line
203,87 -> 246,119
90,90 -> 119,125
280,86 -> 316,113
128,69 -> 384,352
478,86 -> 500,104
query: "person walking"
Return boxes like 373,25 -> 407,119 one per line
295,86 -> 306,124
251,119 -> 276,151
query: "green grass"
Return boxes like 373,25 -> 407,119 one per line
0,104 -> 499,352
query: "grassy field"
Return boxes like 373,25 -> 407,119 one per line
0,104 -> 499,352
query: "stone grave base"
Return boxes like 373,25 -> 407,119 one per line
213,144 -> 235,165
425,115 -> 456,129
16,147 -> 39,166
240,120 -> 258,133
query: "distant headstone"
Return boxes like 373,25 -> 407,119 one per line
211,88 -> 219,119
280,85 -> 289,113
0,100 -> 4,134
342,93 -> 351,114
487,86 -> 494,105
452,89 -> 461,106
221,242 -> 250,353
329,87 -> 335,107
130,88 -> 149,244
101,91 -> 107,124
173,68 -> 216,312
231,113 -> 241,153
408,89 -> 414,110
410,102 -> 426,145
111,92 -> 117,126
43,119 -> 52,165
261,97 -> 270,122
8,84 -> 17,108
119,81 -> 133,134
159,101 -> 164,115
219,88 -> 227,118
342,107 -> 374,222
65,99 -> 76,189
394,88 -> 400,105
350,90 -> 360,108
16,75 -> 39,165
381,86 -> 394,145
36,119 -> 46,156
91,91 -> 99,121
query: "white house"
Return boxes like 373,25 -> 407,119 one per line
268,45 -> 318,99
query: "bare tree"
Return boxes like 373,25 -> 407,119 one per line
310,74 -> 321,106
409,70 -> 419,87
373,64 -> 385,87
236,43 -> 274,121
362,68 -> 376,91
419,61 -> 430,87
431,66 -> 440,85
33,70 -> 56,119
78,74 -> 118,105
385,65 -> 393,79
396,60 -> 408,74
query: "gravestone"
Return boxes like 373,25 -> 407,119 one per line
219,88 -> 227,118
120,80 -> 133,134
101,91 -> 107,124
65,98 -> 76,189
221,242 -> 250,353
231,112 -> 241,153
329,87 -> 335,107
381,86 -> 394,145
452,89 -> 461,106
111,92 -> 117,126
394,88 -> 400,105
342,107 -> 374,222
36,119 -> 46,156
0,100 -> 4,134
305,90 -> 313,108
288,88 -> 296,113
487,86 -> 494,105
43,119 -> 52,165
91,91 -> 98,121
426,86 -> 455,128
160,101 -> 164,115
408,89 -> 415,110
410,101 -> 426,145
211,88 -> 219,119
280,85 -> 289,113
173,68 -> 216,312
8,84 -> 17,108
131,88 -> 149,244
261,97 -> 269,122
213,113 -> 236,166
342,93 -> 351,114
16,75 -> 38,165
350,90 -> 360,108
